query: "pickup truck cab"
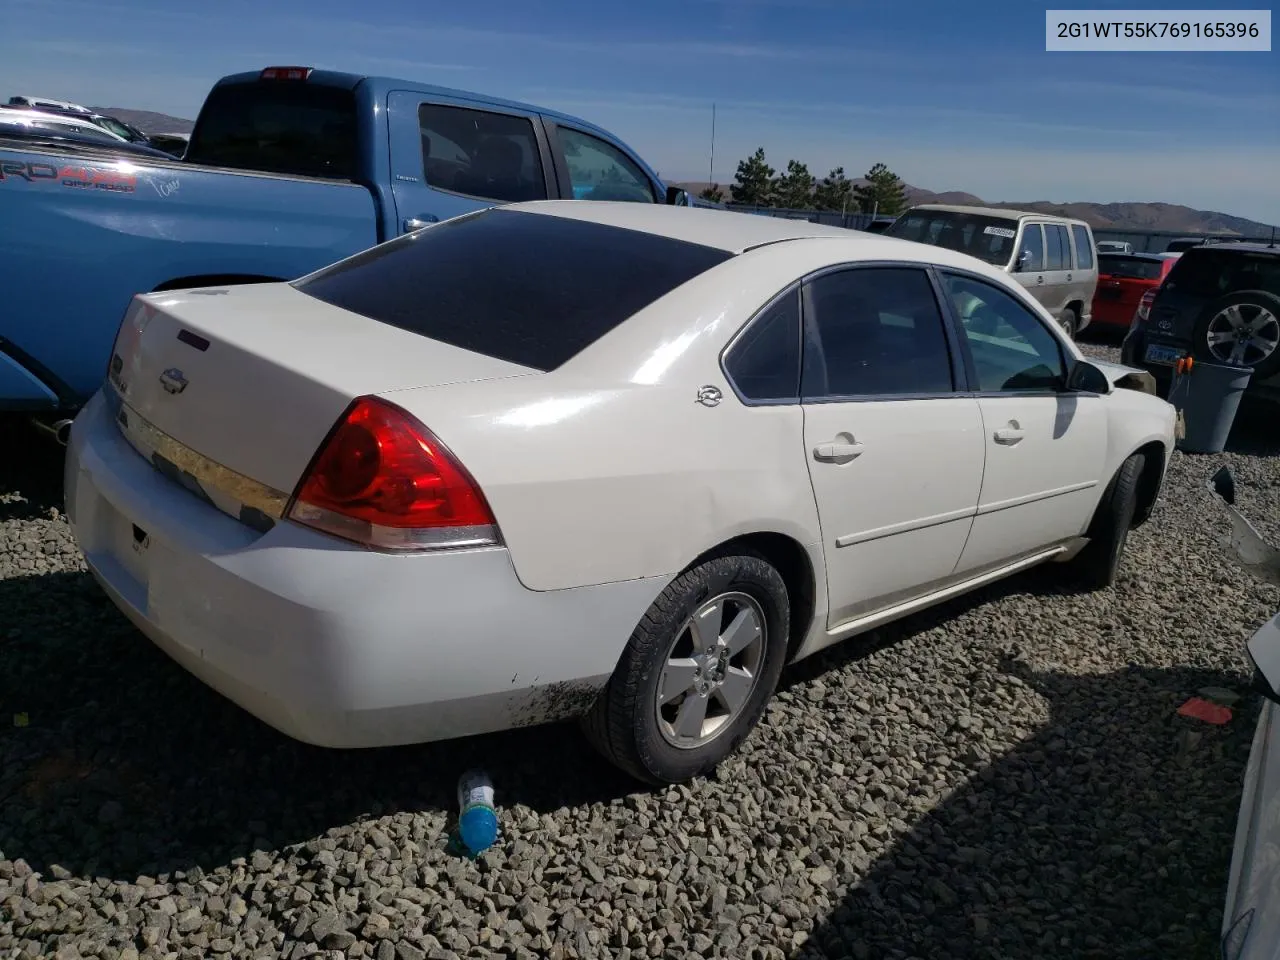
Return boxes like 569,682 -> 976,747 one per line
0,66 -> 694,414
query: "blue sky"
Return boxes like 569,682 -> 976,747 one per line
2,0 -> 1276,224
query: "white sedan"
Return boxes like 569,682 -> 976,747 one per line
65,201 -> 1177,784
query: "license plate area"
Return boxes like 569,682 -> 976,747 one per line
1144,343 -> 1185,366
110,512 -> 152,588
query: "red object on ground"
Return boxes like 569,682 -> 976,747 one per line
1177,697 -> 1233,724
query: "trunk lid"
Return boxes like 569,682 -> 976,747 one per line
107,282 -> 536,500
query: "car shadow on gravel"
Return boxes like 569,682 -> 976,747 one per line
0,569 -> 641,883
793,655 -> 1256,959
0,416 -> 65,520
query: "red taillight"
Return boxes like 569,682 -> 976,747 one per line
260,66 -> 313,81
286,396 -> 499,551
1137,289 -> 1157,320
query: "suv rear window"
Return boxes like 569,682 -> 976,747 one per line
885,210 -> 1019,266
294,209 -> 734,371
1166,248 -> 1280,298
185,81 -> 357,179
1098,254 -> 1165,280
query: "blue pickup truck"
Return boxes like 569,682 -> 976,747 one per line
0,65 -> 696,420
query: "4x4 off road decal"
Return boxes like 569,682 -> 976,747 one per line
0,158 -> 137,193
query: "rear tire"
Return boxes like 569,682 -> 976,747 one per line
581,551 -> 790,785
1058,305 -> 1079,339
1068,452 -> 1145,589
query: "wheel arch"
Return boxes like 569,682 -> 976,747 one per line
687,531 -> 820,664
1131,439 -> 1169,527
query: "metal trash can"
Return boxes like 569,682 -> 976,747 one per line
1169,358 -> 1253,454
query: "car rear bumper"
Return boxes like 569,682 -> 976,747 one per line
65,390 -> 668,748
1122,329 -> 1280,404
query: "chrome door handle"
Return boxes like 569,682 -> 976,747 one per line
813,440 -> 865,463
994,425 -> 1024,445
1066,273 -> 1073,281
403,215 -> 438,232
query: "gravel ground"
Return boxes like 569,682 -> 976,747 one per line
3,343 -> 1279,960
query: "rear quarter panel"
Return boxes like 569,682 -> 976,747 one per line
0,146 -> 379,404
380,246 -> 834,593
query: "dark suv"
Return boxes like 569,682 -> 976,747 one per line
1121,243 -> 1280,404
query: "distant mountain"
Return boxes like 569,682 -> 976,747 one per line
675,180 -> 1276,236
93,107 -> 193,135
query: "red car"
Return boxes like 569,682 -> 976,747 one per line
1091,252 -> 1181,329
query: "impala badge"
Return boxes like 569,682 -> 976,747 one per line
696,385 -> 722,407
159,368 -> 188,395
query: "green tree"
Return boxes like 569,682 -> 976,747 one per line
851,162 -> 908,216
700,184 -> 725,203
771,159 -> 815,209
730,147 -> 775,206
813,167 -> 853,212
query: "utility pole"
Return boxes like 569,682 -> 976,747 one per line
708,102 -> 716,192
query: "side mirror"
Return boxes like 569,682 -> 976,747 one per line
665,185 -> 691,206
1012,250 -> 1030,273
1066,360 -> 1110,394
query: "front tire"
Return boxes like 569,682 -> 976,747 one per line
1068,452 -> 1145,589
1058,305 -> 1079,340
581,551 -> 790,785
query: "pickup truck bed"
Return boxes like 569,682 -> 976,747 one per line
1,138 -> 379,408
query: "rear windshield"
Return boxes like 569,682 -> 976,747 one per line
293,209 -> 734,371
1098,254 -> 1164,280
884,210 -> 1018,265
1166,248 -> 1280,298
185,81 -> 357,179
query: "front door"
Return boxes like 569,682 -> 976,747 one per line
1011,222 -> 1051,310
799,265 -> 986,627
940,270 -> 1108,574
386,91 -> 556,237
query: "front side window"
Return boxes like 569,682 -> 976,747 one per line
724,290 -> 801,402
1072,224 -> 1094,269
801,267 -> 954,398
556,127 -> 655,203
417,103 -> 547,203
944,273 -> 1065,392
1017,224 -> 1045,272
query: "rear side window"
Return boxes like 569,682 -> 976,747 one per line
724,289 -> 801,402
1072,225 -> 1094,269
1167,249 -> 1280,298
418,104 -> 547,203
1099,255 -> 1164,280
186,82 -> 357,179
294,209 -> 733,371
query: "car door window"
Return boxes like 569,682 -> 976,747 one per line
801,267 -> 955,398
1018,224 -> 1045,272
724,290 -> 801,402
556,127 -> 656,203
417,103 -> 547,203
1071,224 -> 1094,269
944,273 -> 1065,392
1045,225 -> 1070,270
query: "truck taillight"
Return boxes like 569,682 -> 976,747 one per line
260,66 -> 313,81
286,396 -> 499,551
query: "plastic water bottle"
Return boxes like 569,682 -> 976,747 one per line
457,770 -> 498,856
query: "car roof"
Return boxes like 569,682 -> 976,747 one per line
908,203 -> 1089,226
213,69 -> 623,146
1184,241 -> 1280,256
507,201 -> 911,254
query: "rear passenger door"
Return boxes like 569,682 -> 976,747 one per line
543,121 -> 662,203
386,91 -> 556,236
798,265 -> 985,628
